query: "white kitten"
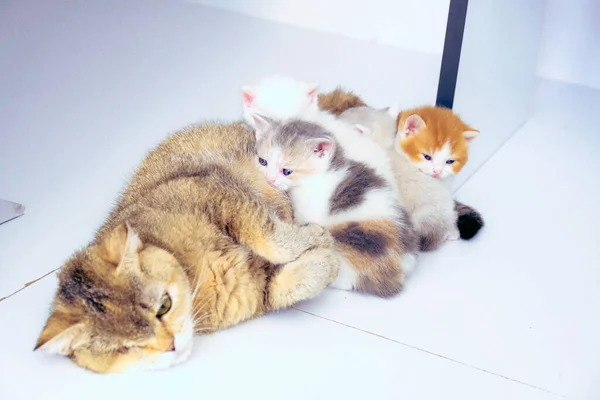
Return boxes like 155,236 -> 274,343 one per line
242,76 -> 319,129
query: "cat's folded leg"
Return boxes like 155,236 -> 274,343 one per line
267,246 -> 340,310
205,188 -> 333,265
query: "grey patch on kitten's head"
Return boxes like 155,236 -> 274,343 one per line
339,106 -> 397,149
329,161 -> 387,214
273,120 -> 333,148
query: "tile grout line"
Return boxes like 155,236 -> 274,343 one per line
0,268 -> 59,303
292,307 -> 565,398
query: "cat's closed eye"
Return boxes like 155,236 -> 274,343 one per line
156,293 -> 172,318
258,157 -> 268,166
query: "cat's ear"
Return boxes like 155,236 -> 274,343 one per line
309,138 -> 335,159
34,312 -> 83,354
354,124 -> 371,136
400,114 -> 426,138
382,104 -> 400,118
241,86 -> 255,107
306,82 -> 319,103
251,113 -> 273,141
96,222 -> 142,268
463,130 -> 479,143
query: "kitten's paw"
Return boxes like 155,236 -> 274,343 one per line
446,229 -> 461,241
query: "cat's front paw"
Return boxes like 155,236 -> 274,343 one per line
299,223 -> 335,249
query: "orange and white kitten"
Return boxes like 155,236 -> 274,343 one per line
394,106 -> 479,179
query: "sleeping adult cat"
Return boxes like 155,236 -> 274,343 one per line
34,121 -> 339,373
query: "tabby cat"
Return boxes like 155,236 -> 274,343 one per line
34,121 -> 339,373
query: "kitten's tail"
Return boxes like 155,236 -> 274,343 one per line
317,87 -> 367,116
454,201 -> 484,240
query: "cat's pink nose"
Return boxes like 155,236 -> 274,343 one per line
267,176 -> 276,182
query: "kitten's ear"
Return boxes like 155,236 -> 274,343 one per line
309,138 -> 335,159
354,124 -> 371,136
382,104 -> 400,118
251,113 -> 273,141
400,114 -> 426,138
96,222 -> 142,268
463,130 -> 479,142
306,82 -> 319,103
241,86 -> 255,107
34,312 -> 82,354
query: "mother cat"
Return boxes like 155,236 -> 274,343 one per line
34,120 -> 339,373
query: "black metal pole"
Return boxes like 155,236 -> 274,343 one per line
436,0 -> 469,109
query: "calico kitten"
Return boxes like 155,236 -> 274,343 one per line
34,121 -> 339,373
340,106 -> 484,250
245,84 -> 418,297
394,106 -> 479,179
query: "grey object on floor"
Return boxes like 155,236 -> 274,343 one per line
0,199 -> 25,225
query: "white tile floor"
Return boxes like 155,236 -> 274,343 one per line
1,1 -> 599,399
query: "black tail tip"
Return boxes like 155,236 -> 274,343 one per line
457,212 -> 484,240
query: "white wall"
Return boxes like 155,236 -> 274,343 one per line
188,0 -> 450,56
536,0 -> 600,90
450,0 -> 546,191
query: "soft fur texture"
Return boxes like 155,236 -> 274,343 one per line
243,77 -> 418,297
394,106 -> 479,179
317,87 -> 367,116
35,121 -> 340,373
340,106 -> 482,251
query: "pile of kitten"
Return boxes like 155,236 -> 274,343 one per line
33,76 -> 485,374
242,76 -> 483,297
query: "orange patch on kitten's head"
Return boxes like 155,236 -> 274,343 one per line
394,106 -> 478,178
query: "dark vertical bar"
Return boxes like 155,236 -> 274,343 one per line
436,0 -> 469,109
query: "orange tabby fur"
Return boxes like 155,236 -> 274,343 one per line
395,106 -> 478,177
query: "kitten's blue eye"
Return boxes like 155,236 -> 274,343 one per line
282,169 -> 293,176
446,160 -> 455,165
258,157 -> 268,166
423,154 -> 431,161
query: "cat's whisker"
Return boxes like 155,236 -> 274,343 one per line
191,300 -> 210,321
192,312 -> 210,326
192,311 -> 210,326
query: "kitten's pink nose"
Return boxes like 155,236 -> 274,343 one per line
433,167 -> 443,176
267,175 -> 276,183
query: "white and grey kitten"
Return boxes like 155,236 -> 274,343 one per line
243,81 -> 419,297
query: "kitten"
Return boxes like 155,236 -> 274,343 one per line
244,82 -> 418,297
394,106 -> 479,179
242,77 -> 368,125
242,76 -> 319,129
34,121 -> 339,373
340,106 -> 484,250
